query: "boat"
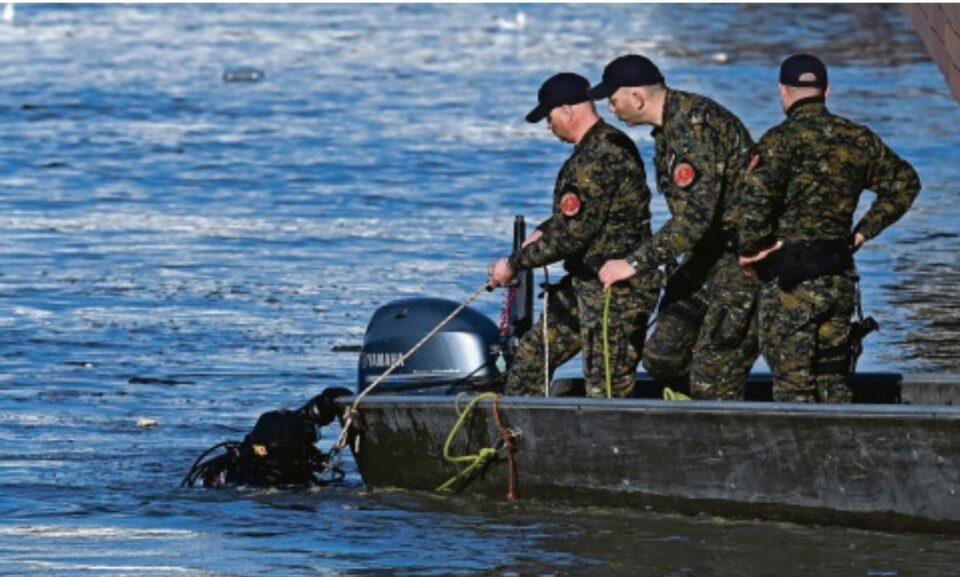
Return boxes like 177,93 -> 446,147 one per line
330,216 -> 960,534
909,4 -> 960,103
343,379 -> 960,534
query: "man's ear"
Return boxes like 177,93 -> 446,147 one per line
824,84 -> 831,100
628,88 -> 644,112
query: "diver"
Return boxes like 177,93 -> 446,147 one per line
181,387 -> 353,489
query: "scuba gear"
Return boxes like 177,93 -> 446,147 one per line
301,386 -> 351,428
181,387 -> 352,489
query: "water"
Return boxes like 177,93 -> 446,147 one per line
1,4 -> 958,576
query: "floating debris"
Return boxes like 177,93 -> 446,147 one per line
711,52 -> 730,64
332,344 -> 363,353
136,417 -> 158,428
222,67 -> 265,84
128,376 -> 193,385
495,11 -> 526,31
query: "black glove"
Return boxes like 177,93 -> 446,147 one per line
299,387 -> 353,427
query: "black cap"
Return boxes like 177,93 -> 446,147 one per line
526,72 -> 591,123
780,54 -> 828,88
588,54 -> 665,100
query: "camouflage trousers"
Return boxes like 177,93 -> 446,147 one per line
758,274 -> 856,403
644,252 -> 760,400
506,274 -> 656,398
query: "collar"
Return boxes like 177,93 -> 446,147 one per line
575,118 -> 605,150
650,87 -> 676,140
786,95 -> 827,117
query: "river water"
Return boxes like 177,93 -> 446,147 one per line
1,4 -> 958,576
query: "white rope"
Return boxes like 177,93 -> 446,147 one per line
542,266 -> 550,397
332,283 -> 491,452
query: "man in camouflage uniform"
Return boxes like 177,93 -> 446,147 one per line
593,54 -> 760,400
738,54 -> 921,403
488,72 -> 660,398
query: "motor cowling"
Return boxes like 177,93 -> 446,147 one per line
358,297 -> 502,394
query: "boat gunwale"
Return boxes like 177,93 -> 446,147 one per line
343,393 -> 960,419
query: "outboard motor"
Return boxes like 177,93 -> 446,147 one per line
357,215 -> 535,395
358,297 -> 502,394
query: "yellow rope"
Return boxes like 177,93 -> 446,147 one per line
436,392 -> 499,492
662,387 -> 691,401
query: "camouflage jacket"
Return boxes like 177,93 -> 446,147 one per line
628,89 -> 754,272
738,97 -> 921,256
508,119 -> 653,278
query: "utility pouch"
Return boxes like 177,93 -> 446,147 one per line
659,294 -> 708,324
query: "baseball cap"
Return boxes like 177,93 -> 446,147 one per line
588,54 -> 665,100
779,54 -> 828,88
525,72 -> 591,123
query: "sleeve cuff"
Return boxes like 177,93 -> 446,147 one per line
853,221 -> 877,242
507,252 -> 525,273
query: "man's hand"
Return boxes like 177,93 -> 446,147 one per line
487,257 -> 516,288
599,259 -> 636,290
852,232 -> 865,253
738,241 -> 783,277
521,229 -> 543,248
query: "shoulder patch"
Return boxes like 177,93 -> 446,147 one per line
673,162 -> 697,188
560,191 -> 581,217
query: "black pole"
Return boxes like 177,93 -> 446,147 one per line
510,215 -> 534,341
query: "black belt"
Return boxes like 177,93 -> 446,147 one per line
755,239 -> 853,290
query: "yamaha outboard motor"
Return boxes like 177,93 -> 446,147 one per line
358,297 -> 502,394
358,216 -> 535,395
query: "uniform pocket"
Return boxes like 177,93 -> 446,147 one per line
760,279 -> 834,340
707,294 -> 756,347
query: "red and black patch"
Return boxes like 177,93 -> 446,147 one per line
560,192 -> 581,217
747,154 -> 761,174
673,162 -> 697,188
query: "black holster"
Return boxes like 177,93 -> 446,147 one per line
755,240 -> 853,291
848,315 -> 880,373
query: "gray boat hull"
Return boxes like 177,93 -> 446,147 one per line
342,379 -> 960,533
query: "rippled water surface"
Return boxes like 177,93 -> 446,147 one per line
1,4 -> 959,576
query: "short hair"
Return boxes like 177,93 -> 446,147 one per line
782,83 -> 825,99
638,82 -> 666,95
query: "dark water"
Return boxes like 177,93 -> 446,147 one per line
1,4 -> 958,576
